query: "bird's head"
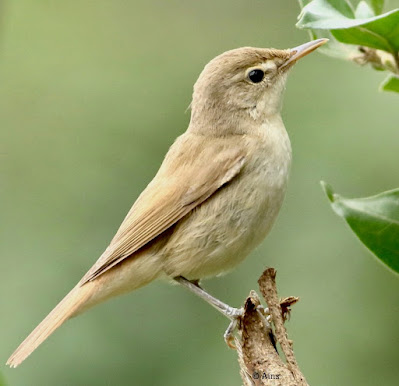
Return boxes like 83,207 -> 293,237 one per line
190,39 -> 327,134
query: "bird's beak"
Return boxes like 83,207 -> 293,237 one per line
280,38 -> 328,69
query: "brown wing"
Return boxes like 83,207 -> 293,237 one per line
82,135 -> 246,283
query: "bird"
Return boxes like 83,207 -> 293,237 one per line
7,38 -> 327,367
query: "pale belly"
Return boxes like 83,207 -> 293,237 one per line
162,126 -> 292,279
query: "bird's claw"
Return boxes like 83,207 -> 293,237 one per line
224,318 -> 239,349
223,307 -> 244,349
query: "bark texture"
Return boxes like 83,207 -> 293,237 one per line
235,268 -> 308,386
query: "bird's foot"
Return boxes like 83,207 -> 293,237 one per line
223,304 -> 270,349
256,304 -> 271,325
174,277 -> 273,349
224,313 -> 241,349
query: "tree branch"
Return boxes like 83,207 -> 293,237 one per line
234,268 -> 308,386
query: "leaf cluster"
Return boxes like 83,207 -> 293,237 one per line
297,0 -> 399,92
296,2 -> 399,273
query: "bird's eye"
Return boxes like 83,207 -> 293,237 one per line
247,69 -> 265,83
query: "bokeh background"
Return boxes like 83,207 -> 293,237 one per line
1,0 -> 399,385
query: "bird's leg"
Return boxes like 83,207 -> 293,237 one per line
174,276 -> 243,349
174,276 -> 243,319
174,277 -> 272,349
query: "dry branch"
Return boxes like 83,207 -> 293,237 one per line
234,268 -> 308,386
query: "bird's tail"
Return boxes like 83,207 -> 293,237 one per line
6,282 -> 95,368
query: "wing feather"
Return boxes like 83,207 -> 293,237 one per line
82,135 -> 246,283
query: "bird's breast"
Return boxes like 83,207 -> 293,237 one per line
162,117 -> 292,279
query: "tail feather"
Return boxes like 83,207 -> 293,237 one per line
7,282 -> 95,368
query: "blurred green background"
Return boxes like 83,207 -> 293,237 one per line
1,0 -> 398,385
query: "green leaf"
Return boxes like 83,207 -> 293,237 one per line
297,0 -> 399,53
369,0 -> 384,15
380,74 -> 399,92
321,182 -> 399,274
297,1 -> 359,60
297,0 -> 354,29
318,30 -> 360,58
331,10 -> 399,52
355,1 -> 375,18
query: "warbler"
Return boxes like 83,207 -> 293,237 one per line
7,38 -> 327,367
